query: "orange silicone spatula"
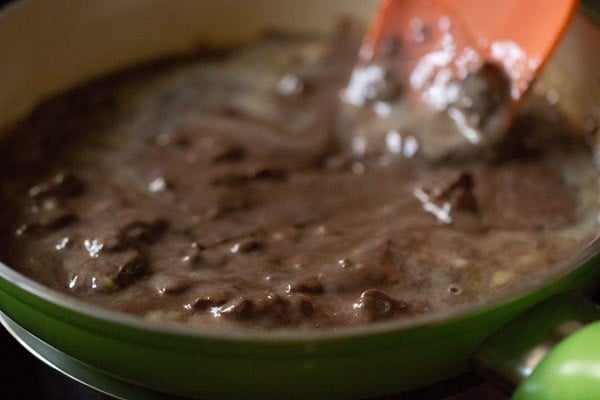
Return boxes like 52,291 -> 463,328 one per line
345,0 -> 579,156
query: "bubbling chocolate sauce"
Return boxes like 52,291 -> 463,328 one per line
0,28 -> 597,330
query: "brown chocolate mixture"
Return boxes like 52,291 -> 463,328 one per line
0,31 -> 597,330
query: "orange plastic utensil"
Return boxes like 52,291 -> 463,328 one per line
347,0 -> 579,153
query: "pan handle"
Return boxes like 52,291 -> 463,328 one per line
513,319 -> 600,399
473,1 -> 600,398
472,292 -> 600,400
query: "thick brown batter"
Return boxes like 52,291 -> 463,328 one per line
0,30 -> 597,330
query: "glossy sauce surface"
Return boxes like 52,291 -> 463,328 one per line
0,30 -> 597,330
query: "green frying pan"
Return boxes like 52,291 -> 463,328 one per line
1,1 -> 600,399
